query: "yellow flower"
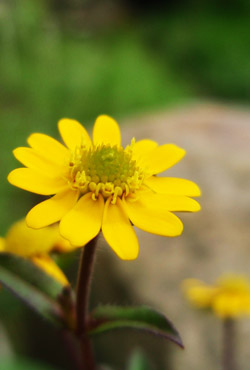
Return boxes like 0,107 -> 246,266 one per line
1,219 -> 72,285
0,237 -> 5,252
183,275 -> 250,318
8,115 -> 201,260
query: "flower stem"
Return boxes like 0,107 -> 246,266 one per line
76,236 -> 98,370
222,318 -> 237,370
62,330 -> 82,370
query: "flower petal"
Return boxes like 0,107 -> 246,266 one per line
93,115 -> 121,147
26,189 -> 79,229
27,133 -> 69,166
5,219 -> 62,256
123,194 -> 183,237
52,237 -> 77,253
0,237 -> 5,252
31,255 -> 69,286
8,168 -> 68,195
182,279 -> 217,308
132,139 -> 158,162
145,176 -> 201,197
135,191 -> 200,212
13,147 -> 64,177
212,294 -> 242,318
102,197 -> 139,260
60,193 -> 104,246
58,118 -> 92,150
142,144 -> 186,175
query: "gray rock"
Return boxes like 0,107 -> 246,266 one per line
98,103 -> 250,369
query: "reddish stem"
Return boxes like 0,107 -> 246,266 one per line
76,236 -> 98,370
222,318 -> 237,370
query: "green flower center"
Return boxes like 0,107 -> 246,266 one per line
68,143 -> 144,203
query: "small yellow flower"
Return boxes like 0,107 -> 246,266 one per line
183,275 -> 250,318
0,237 -> 5,252
1,219 -> 71,285
8,116 -> 201,260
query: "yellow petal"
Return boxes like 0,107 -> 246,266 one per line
145,177 -> 201,197
27,133 -> 69,166
31,255 -> 69,286
216,274 -> 250,292
212,294 -> 243,318
132,139 -> 158,162
52,236 -> 77,253
102,197 -> 139,260
13,147 -> 64,177
26,189 -> 79,229
60,193 -> 104,246
182,279 -> 217,308
8,168 -> 68,195
142,144 -> 186,175
5,219 -> 63,256
0,237 -> 5,252
123,194 -> 183,237
135,190 -> 200,212
58,118 -> 92,150
93,115 -> 121,147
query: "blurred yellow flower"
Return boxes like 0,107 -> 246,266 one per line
1,219 -> 73,285
0,237 -> 5,252
8,115 -> 201,260
183,275 -> 250,318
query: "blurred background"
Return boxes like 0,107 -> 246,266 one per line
1,0 -> 250,369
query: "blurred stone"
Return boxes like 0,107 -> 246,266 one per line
96,103 -> 250,369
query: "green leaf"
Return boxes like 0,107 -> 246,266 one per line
89,305 -> 184,348
1,356 -> 57,370
0,253 -> 66,326
127,349 -> 153,370
0,252 -> 64,299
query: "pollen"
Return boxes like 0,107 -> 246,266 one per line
68,142 -> 145,203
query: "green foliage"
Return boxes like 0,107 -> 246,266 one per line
140,12 -> 250,101
0,357 -> 56,370
0,0 -> 189,127
127,349 -> 153,370
0,253 -> 65,298
89,305 -> 184,348
0,253 -> 68,326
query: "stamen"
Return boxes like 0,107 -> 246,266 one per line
68,143 -> 145,203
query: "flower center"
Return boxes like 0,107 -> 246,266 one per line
68,142 -> 144,203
